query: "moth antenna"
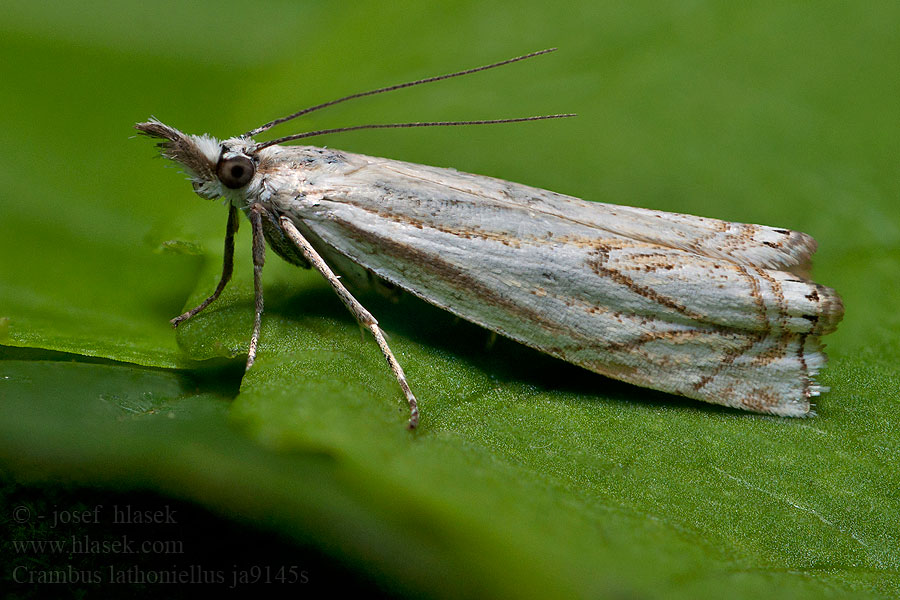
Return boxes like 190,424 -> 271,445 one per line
244,48 -> 558,138
251,114 -> 576,151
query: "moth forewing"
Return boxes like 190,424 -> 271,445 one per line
259,145 -> 842,417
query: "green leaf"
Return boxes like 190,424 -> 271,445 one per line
1,1 -> 898,598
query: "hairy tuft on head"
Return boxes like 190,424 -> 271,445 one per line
135,119 -> 218,181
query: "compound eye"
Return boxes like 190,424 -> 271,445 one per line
216,154 -> 255,189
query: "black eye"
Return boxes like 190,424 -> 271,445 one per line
216,154 -> 255,189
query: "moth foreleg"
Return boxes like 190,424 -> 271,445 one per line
278,216 -> 420,429
246,204 -> 266,371
171,204 -> 240,327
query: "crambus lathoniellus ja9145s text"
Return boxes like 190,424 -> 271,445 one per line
136,49 -> 843,429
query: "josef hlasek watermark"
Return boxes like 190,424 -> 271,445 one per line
9,502 -> 309,588
12,503 -> 176,528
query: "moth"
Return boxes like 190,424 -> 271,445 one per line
136,50 -> 843,428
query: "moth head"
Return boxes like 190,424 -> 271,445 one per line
135,119 -> 258,200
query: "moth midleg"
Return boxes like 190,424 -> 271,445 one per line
278,216 -> 420,429
246,204 -> 267,371
171,204 -> 240,327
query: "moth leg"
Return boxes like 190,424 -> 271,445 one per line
171,204 -> 239,327
278,216 -> 420,429
484,331 -> 498,351
246,204 -> 266,371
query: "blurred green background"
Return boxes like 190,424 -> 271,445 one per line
1,1 -> 898,598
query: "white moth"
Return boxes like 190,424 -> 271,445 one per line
137,50 -> 843,428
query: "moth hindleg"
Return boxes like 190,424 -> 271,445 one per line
278,216 -> 420,429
